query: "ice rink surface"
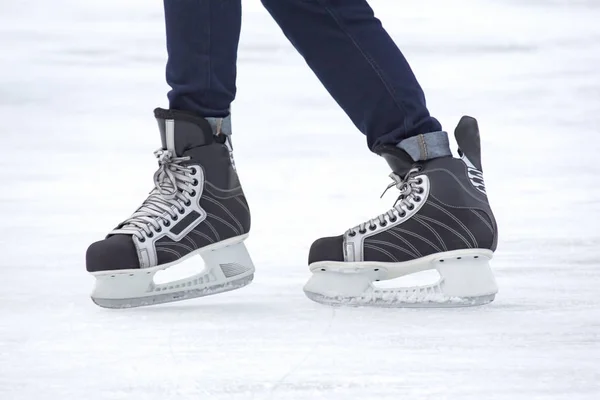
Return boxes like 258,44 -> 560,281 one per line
1,0 -> 599,399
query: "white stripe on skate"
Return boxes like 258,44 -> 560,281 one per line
166,119 -> 175,152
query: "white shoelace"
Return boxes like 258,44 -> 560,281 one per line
347,167 -> 423,236
111,149 -> 197,241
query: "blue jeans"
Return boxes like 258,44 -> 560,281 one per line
164,0 -> 443,150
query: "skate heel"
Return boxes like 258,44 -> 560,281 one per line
91,236 -> 255,309
435,252 -> 498,302
201,241 -> 255,283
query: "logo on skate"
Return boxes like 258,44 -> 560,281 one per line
460,154 -> 486,195
467,168 -> 486,195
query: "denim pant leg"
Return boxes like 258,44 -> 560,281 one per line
164,0 -> 241,117
261,0 -> 443,150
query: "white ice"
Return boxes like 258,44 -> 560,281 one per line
1,0 -> 599,399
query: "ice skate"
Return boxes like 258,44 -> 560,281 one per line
86,109 -> 254,308
305,117 -> 499,307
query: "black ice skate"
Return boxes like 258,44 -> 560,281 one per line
86,109 -> 254,308
305,117 -> 499,307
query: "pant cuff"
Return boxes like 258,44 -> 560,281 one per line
206,115 -> 232,136
397,131 -> 451,162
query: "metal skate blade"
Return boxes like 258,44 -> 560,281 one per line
304,249 -> 498,308
304,290 -> 495,308
92,274 -> 254,309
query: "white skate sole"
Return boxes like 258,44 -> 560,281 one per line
304,249 -> 498,307
90,235 -> 254,309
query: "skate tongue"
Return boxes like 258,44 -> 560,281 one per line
154,108 -> 217,157
374,145 -> 414,176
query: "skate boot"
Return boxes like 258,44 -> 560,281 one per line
86,109 -> 254,308
305,117 -> 499,307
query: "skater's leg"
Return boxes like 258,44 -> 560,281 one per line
261,0 -> 445,152
260,2 -> 500,306
164,0 -> 241,117
86,1 -> 253,308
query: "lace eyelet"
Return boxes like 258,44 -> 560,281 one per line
389,217 -> 397,222
399,211 -> 406,218
190,190 -> 196,197
192,179 -> 198,186
369,225 -> 377,231
184,201 -> 191,207
191,167 -> 198,175
164,221 -> 171,227
148,232 -> 154,238
417,178 -> 423,184
418,188 -> 424,194
156,227 -> 162,232
380,221 -> 387,227
416,166 -> 423,172
139,237 -> 146,243
414,196 -> 421,202
349,231 -> 356,237
173,215 -> 179,221
179,207 -> 186,214
407,204 -> 415,210
359,229 -> 367,234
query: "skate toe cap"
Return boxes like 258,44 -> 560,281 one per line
86,235 -> 140,272
308,235 -> 344,264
